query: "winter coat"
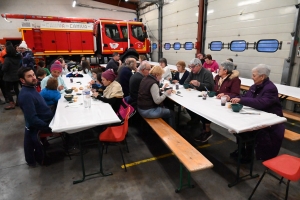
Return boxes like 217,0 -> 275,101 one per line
22,50 -> 35,69
214,70 -> 241,98
240,77 -> 285,160
40,88 -> 61,106
173,70 -> 190,85
2,53 -> 22,82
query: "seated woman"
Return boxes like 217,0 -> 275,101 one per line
230,64 -> 285,162
41,60 -> 67,93
159,58 -> 172,81
40,77 -> 61,113
194,61 -> 241,143
92,69 -> 123,113
81,60 -> 92,77
137,66 -> 175,128
172,60 -> 190,85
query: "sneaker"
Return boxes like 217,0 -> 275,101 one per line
194,133 -> 204,142
200,131 -> 213,142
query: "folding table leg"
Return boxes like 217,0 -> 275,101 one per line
228,132 -> 259,187
175,163 -> 194,193
72,132 -> 113,184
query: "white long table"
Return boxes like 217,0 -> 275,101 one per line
49,75 -> 120,133
165,85 -> 286,134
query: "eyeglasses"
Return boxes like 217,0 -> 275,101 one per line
144,68 -> 151,71
189,64 -> 199,68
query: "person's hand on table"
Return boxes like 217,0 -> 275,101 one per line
190,80 -> 200,87
58,85 -> 64,91
89,80 -> 95,85
216,93 -> 224,99
162,83 -> 169,90
172,80 -> 179,84
165,89 -> 172,95
231,98 -> 241,104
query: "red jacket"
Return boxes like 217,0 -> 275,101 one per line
0,48 -> 6,64
214,70 -> 241,98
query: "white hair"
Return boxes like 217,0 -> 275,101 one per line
138,61 -> 149,72
252,64 -> 271,77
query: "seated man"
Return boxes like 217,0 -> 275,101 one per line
118,58 -> 137,97
184,58 -> 214,125
18,67 -> 53,167
127,61 -> 151,107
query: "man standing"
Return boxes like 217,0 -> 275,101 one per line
106,52 -> 122,74
18,67 -> 53,167
127,61 -> 151,107
118,58 -> 137,97
203,54 -> 219,73
184,58 -> 214,125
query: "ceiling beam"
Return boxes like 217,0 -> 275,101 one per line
93,0 -> 138,10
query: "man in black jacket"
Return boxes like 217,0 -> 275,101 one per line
106,52 -> 121,74
118,58 -> 137,97
127,61 -> 151,107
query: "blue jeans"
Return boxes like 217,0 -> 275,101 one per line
24,127 -> 44,165
138,107 -> 175,128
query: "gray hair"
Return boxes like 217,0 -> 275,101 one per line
138,61 -> 149,72
252,64 -> 271,77
189,58 -> 202,67
220,61 -> 234,74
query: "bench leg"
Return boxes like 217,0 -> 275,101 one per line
175,163 -> 194,193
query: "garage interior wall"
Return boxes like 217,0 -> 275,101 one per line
0,0 -> 136,39
140,0 -> 199,65
204,0 -> 298,84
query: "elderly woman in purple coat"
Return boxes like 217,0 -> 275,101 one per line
231,64 -> 285,162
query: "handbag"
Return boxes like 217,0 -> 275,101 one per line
117,98 -> 136,120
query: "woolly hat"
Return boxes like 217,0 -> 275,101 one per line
102,69 -> 116,82
19,41 -> 28,49
50,60 -> 62,72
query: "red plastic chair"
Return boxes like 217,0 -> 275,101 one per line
99,107 -> 131,172
39,131 -> 71,160
249,154 -> 300,200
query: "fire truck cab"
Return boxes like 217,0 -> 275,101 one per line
2,14 -> 150,64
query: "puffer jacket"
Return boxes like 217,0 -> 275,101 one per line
2,53 -> 22,82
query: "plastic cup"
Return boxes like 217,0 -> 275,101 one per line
221,96 -> 227,106
202,91 -> 207,100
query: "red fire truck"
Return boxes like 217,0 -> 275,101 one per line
1,13 -> 151,64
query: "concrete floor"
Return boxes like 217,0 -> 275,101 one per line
0,96 -> 300,200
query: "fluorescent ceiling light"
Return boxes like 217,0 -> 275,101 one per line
72,0 -> 76,7
238,0 -> 261,7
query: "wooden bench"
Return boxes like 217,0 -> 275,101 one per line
282,110 -> 300,141
143,118 -> 213,192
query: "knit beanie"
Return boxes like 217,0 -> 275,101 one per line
19,41 -> 28,49
50,60 -> 62,72
102,69 -> 116,82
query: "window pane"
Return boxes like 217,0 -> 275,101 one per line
164,43 -> 171,50
152,43 -> 157,50
120,26 -> 128,39
210,41 -> 222,51
257,39 -> 279,52
131,25 -> 145,42
105,25 -> 120,40
230,40 -> 246,52
184,42 -> 194,50
173,42 -> 181,50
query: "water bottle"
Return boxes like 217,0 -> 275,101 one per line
83,87 -> 91,108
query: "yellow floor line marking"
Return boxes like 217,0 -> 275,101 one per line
121,139 -> 230,169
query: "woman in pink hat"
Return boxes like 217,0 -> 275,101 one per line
92,69 -> 123,113
41,60 -> 67,93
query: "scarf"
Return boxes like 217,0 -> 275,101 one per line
103,80 -> 124,99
